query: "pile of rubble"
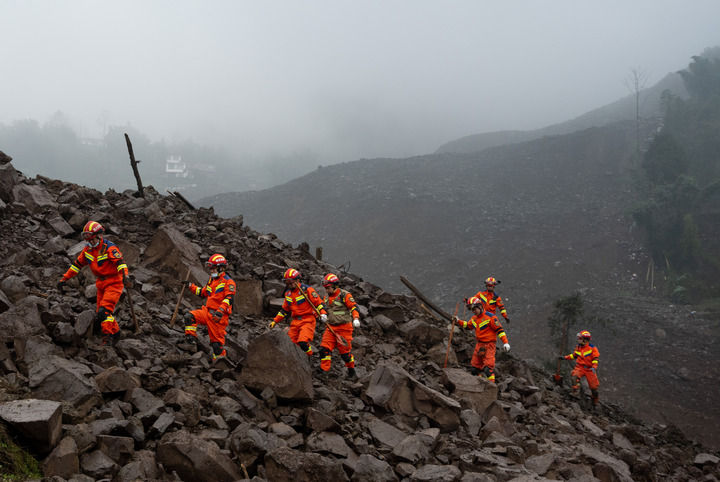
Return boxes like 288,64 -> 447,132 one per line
0,150 -> 718,481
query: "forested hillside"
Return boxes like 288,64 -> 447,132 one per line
633,49 -> 720,304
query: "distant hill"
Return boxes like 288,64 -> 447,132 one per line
436,72 -> 686,154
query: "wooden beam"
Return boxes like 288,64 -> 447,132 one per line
124,133 -> 144,197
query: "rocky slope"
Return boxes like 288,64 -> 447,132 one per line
0,150 -> 718,481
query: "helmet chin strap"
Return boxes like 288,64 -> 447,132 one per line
87,237 -> 101,248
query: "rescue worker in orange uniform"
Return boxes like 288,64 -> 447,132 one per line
57,221 -> 130,343
453,296 -> 510,383
473,277 -> 510,323
560,330 -> 600,405
269,268 -> 327,357
181,254 -> 236,362
318,273 -> 361,379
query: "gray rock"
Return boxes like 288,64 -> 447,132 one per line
95,366 -> 141,393
43,436 -> 79,479
0,398 -> 63,455
351,454 -> 398,481
239,330 -> 314,400
368,417 -> 408,448
410,464 -> 462,481
366,361 -> 461,431
157,429 -> 243,482
28,356 -> 102,419
443,367 -> 498,415
265,446 -> 349,482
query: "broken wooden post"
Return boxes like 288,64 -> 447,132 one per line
315,246 -> 323,261
124,133 -> 144,197
400,275 -> 453,322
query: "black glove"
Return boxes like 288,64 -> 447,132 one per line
57,280 -> 65,290
182,280 -> 192,288
210,309 -> 224,321
558,356 -> 565,361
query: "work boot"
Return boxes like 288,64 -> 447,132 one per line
346,367 -> 357,380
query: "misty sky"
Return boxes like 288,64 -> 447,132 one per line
2,0 -> 719,164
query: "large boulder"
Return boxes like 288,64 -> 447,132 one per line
12,183 -> 58,214
28,356 -> 102,419
239,330 -> 314,401
0,399 -> 63,454
264,446 -> 349,482
0,161 -> 19,203
43,436 -> 79,479
95,366 -> 141,394
234,279 -> 264,316
142,224 -> 204,281
366,361 -> 461,431
351,454 -> 398,481
0,296 -> 46,343
157,430 -> 243,482
442,368 -> 498,415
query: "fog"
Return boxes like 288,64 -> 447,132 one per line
2,0 -> 719,166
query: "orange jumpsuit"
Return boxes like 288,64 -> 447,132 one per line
473,289 -> 509,320
319,288 -> 359,371
185,272 -> 236,351
273,284 -> 326,356
456,311 -> 508,382
61,239 -> 129,335
563,343 -> 600,390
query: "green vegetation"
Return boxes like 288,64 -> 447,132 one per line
0,423 -> 42,481
633,47 -> 720,303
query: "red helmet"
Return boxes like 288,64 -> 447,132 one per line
283,268 -> 301,280
206,254 -> 228,269
322,273 -> 340,287
82,221 -> 104,240
577,330 -> 591,340
485,277 -> 498,287
467,296 -> 483,309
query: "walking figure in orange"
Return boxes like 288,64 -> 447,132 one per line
560,330 -> 600,405
318,273 -> 361,379
58,221 -> 130,344
269,268 -> 327,357
454,296 -> 510,383
181,254 -> 236,362
473,277 -> 510,323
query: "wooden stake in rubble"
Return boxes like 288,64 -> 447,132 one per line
125,280 -> 140,334
171,268 -> 192,328
443,302 -> 460,369
399,276 -> 453,321
124,133 -> 144,198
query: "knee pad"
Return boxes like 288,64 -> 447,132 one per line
211,342 -> 224,356
183,311 -> 196,324
340,352 -> 353,363
318,347 -> 331,358
96,307 -> 112,322
470,367 -> 479,376
483,366 -> 492,377
297,341 -> 309,352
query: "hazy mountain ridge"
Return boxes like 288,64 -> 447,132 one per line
436,72 -> 686,154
